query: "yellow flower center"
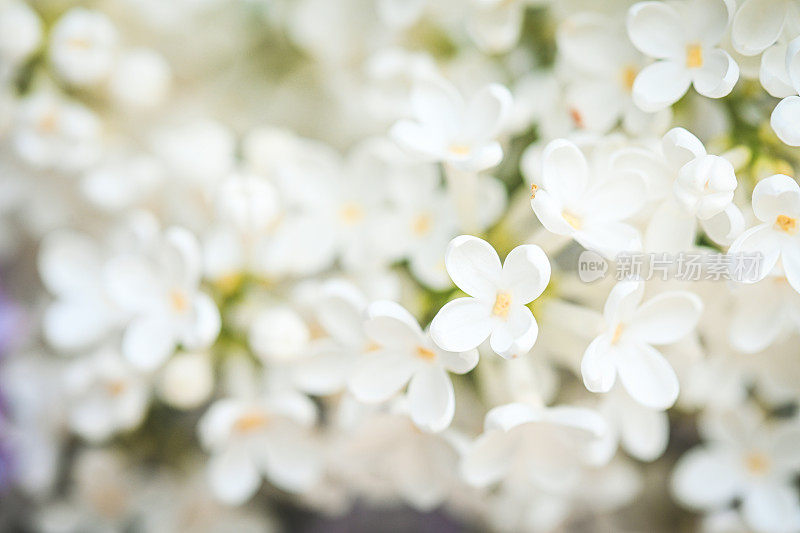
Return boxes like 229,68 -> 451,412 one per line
169,289 -> 189,313
492,291 -> 512,318
775,214 -> 798,234
611,323 -> 625,344
416,346 -> 436,360
686,43 -> 703,68
412,213 -> 432,236
37,111 -> 58,134
449,144 -> 471,156
562,210 -> 582,230
744,451 -> 770,476
339,203 -> 364,225
569,108 -> 585,129
105,380 -> 127,396
621,65 -> 638,91
530,183 -> 538,199
233,411 -> 270,434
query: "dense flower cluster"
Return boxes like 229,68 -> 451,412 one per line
2,0 -> 800,531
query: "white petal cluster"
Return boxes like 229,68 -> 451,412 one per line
1,1 -> 800,532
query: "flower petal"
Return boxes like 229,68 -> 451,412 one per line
691,49 -> 739,99
742,484 -> 800,533
408,365 -> 455,432
751,173 -> 800,222
530,188 -> 574,235
671,446 -> 743,509
771,96 -> 800,147
541,138 -> 588,205
581,335 -> 616,393
363,300 -> 423,349
616,342 -> 679,410
626,1 -> 684,59
347,350 -> 418,403
489,305 -> 537,358
575,220 -> 642,259
208,449 -> 261,505
464,84 -> 513,142
632,60 -> 692,112
731,0 -> 787,55
122,317 -> 175,371
727,224 -> 782,283
619,402 -> 669,461
628,291 -> 703,345
437,347 -> 479,374
444,235 -> 502,300
501,244 -> 551,304
604,280 -> 644,325
430,297 -> 493,352
700,203 -> 745,245
661,127 -> 706,170
460,429 -> 513,487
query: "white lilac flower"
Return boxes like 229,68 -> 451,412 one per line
460,402 -> 607,490
672,410 -> 800,532
530,138 -> 646,258
198,390 -> 322,505
13,92 -> 102,172
731,0 -> 800,56
430,235 -> 550,359
557,12 -> 671,136
63,346 -> 149,442
104,226 -> 221,371
581,280 -> 702,410
38,230 -> 122,352
338,407 -> 461,511
348,300 -> 479,432
728,174 -> 800,292
644,128 -> 744,252
390,78 -> 512,172
627,0 -> 739,111
49,8 -> 119,86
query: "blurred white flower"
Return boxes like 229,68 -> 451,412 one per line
13,92 -> 102,172
627,0 -> 739,111
349,300 -> 478,432
198,390 -> 321,504
581,280 -> 702,410
390,79 -> 512,172
672,410 -> 800,532
49,8 -> 118,86
530,138 -> 645,258
64,346 -> 149,442
0,0 -> 41,68
430,235 -> 550,359
460,402 -> 606,490
729,174 -> 800,291
105,226 -> 221,370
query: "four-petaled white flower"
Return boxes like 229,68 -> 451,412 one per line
731,0 -> 799,56
198,391 -> 322,505
461,402 -> 607,490
430,235 -> 550,359
672,409 -> 800,533
581,280 -> 703,410
104,226 -> 221,371
728,174 -> 800,293
49,8 -> 118,86
627,0 -> 739,111
530,139 -> 646,258
348,300 -> 479,432
390,79 -> 512,172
